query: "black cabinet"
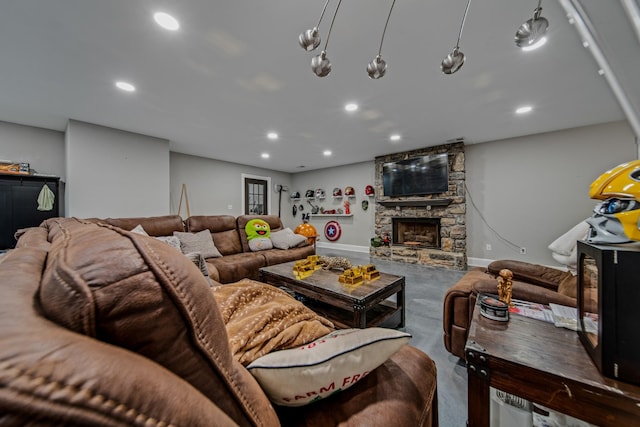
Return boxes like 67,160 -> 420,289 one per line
0,174 -> 60,249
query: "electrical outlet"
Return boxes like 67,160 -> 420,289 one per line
227,204 -> 233,210
485,244 -> 492,251
520,247 -> 527,255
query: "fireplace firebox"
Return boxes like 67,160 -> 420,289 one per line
392,218 -> 441,249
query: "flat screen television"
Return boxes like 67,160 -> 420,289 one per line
577,240 -> 640,385
382,153 -> 448,197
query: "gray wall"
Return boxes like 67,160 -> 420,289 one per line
65,120 -> 170,218
2,118 -> 636,268
466,120 -> 636,266
291,161 -> 376,252
169,152 -> 295,226
0,120 -> 65,178
290,121 -> 637,267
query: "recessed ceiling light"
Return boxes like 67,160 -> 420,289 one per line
154,12 -> 180,31
515,105 -> 533,114
323,150 -> 332,156
344,103 -> 359,112
261,153 -> 270,159
115,81 -> 136,92
267,132 -> 279,140
390,134 -> 402,142
521,37 -> 547,52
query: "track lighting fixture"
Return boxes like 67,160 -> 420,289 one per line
515,0 -> 549,49
300,0 -> 397,79
441,0 -> 472,75
366,0 -> 397,79
299,0 -> 343,77
299,0 -> 550,79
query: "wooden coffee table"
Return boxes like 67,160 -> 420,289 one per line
259,261 -> 405,329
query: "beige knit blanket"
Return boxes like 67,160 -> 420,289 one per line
212,279 -> 334,366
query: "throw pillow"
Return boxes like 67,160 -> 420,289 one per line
212,279 -> 334,365
184,251 -> 212,285
245,219 -> 273,251
131,224 -> 149,236
131,224 -> 181,252
173,230 -> 222,258
247,327 -> 411,407
155,235 -> 182,252
270,228 -> 308,250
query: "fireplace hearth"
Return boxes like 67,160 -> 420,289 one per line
393,218 -> 440,249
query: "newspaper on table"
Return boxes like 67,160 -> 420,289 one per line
548,303 -> 578,330
507,300 -> 597,334
549,303 -> 598,334
509,299 -> 555,323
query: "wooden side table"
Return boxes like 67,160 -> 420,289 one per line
465,302 -> 640,427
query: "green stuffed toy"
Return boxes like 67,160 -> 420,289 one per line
245,219 -> 273,251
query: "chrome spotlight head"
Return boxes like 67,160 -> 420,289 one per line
311,51 -> 332,77
299,27 -> 321,51
515,8 -> 549,48
441,47 -> 465,74
367,55 -> 387,79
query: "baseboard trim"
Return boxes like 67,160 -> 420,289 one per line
316,242 -> 370,254
467,257 -> 493,268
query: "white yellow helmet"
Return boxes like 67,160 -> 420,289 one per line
586,160 -> 640,244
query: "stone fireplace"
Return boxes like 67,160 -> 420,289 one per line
393,217 -> 441,249
370,142 -> 467,270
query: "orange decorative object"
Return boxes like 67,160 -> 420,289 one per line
294,222 -> 318,245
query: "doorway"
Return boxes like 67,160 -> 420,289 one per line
242,174 -> 271,215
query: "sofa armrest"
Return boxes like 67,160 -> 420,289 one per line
443,267 -> 578,360
442,268 -> 487,359
486,260 -> 572,291
473,279 -> 577,307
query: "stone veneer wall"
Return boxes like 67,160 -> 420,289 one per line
370,142 -> 467,270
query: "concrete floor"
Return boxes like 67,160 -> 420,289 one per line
317,247 -> 468,427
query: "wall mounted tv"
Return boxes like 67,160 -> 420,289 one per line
382,153 -> 449,197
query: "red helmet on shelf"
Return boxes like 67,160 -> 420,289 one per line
332,187 -> 342,196
344,186 -> 355,196
365,185 -> 375,195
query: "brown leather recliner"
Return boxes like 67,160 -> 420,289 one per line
443,260 -> 580,359
1,217 -> 438,426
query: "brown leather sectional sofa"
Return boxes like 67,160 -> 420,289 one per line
1,217 -> 439,425
443,260 -> 579,359
95,213 -> 315,283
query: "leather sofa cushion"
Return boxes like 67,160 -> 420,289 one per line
0,246 -> 238,426
486,259 -> 571,290
472,278 -> 577,307
557,273 -> 598,312
557,274 -> 578,298
206,252 -> 266,283
98,214 -> 185,236
14,225 -> 51,250
37,218 -> 278,427
260,245 -> 315,266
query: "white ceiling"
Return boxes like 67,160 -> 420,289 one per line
0,0 -> 637,173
